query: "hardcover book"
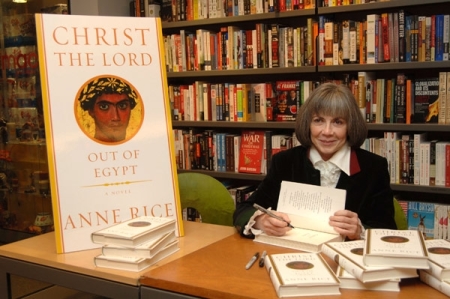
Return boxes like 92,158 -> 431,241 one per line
264,252 -> 340,297
363,229 -> 429,269
94,239 -> 179,272
238,130 -> 265,174
322,240 -> 418,283
336,267 -> 400,292
92,216 -> 176,247
101,230 -> 176,258
407,201 -> 435,239
267,81 -> 300,122
254,181 -> 345,252
413,77 -> 440,123
419,270 -> 450,297
425,239 -> 450,280
35,14 -> 183,253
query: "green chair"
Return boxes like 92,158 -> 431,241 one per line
177,173 -> 235,226
394,197 -> 408,230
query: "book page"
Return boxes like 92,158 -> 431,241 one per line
277,181 -> 346,234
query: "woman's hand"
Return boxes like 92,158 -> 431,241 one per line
254,211 -> 292,236
329,210 -> 362,240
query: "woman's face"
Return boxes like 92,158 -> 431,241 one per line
310,114 -> 348,161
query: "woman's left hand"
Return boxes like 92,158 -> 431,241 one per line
329,210 -> 362,240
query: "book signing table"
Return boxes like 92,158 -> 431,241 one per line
0,221 -> 447,299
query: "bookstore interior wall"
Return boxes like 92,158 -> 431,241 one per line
0,0 -> 68,243
161,0 -> 450,214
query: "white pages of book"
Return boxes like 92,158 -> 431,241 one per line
277,180 -> 346,234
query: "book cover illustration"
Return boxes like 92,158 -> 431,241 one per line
267,81 -> 300,122
413,78 -> 439,123
408,201 -> 435,239
35,14 -> 183,253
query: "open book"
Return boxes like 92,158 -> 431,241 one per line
254,181 -> 346,252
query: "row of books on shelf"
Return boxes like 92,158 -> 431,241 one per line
163,10 -> 450,72
322,0 -> 389,7
160,0 -> 317,23
363,132 -> 450,187
164,21 -> 316,72
169,80 -> 308,122
173,128 -> 300,174
169,72 -> 450,124
90,216 -> 179,272
319,11 -> 450,66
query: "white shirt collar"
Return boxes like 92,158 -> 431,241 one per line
309,144 -> 351,176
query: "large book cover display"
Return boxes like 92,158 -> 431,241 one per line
35,14 -> 183,253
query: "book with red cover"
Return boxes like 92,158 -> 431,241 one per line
267,80 -> 300,122
238,130 -> 265,174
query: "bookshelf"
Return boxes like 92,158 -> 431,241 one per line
163,0 -> 450,205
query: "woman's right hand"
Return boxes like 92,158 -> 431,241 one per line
254,211 -> 292,236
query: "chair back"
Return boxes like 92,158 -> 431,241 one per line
394,197 -> 408,230
177,173 -> 235,226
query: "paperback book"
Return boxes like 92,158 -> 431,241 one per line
322,240 -> 418,283
91,216 -> 176,247
254,181 -> 345,252
264,252 -> 340,297
363,229 -> 429,269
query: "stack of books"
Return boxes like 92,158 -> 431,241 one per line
419,239 -> 450,297
322,238 -> 418,292
91,216 -> 179,272
323,228 -> 436,292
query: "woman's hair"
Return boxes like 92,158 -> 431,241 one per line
295,82 -> 367,147
78,76 -> 138,111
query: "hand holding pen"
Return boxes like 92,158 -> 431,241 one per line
253,203 -> 295,229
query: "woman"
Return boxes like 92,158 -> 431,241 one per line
233,83 -> 397,240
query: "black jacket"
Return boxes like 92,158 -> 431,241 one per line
233,146 -> 397,237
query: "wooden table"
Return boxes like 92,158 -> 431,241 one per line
0,221 -> 235,299
140,233 -> 449,299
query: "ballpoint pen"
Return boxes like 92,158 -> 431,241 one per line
245,252 -> 259,270
259,250 -> 267,267
253,203 -> 295,229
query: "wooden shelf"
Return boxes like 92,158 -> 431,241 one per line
173,121 -> 450,132
178,169 -> 450,195
318,0 -> 450,14
162,9 -> 315,30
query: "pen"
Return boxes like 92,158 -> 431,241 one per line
253,203 -> 295,229
245,252 -> 259,270
259,250 -> 267,267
